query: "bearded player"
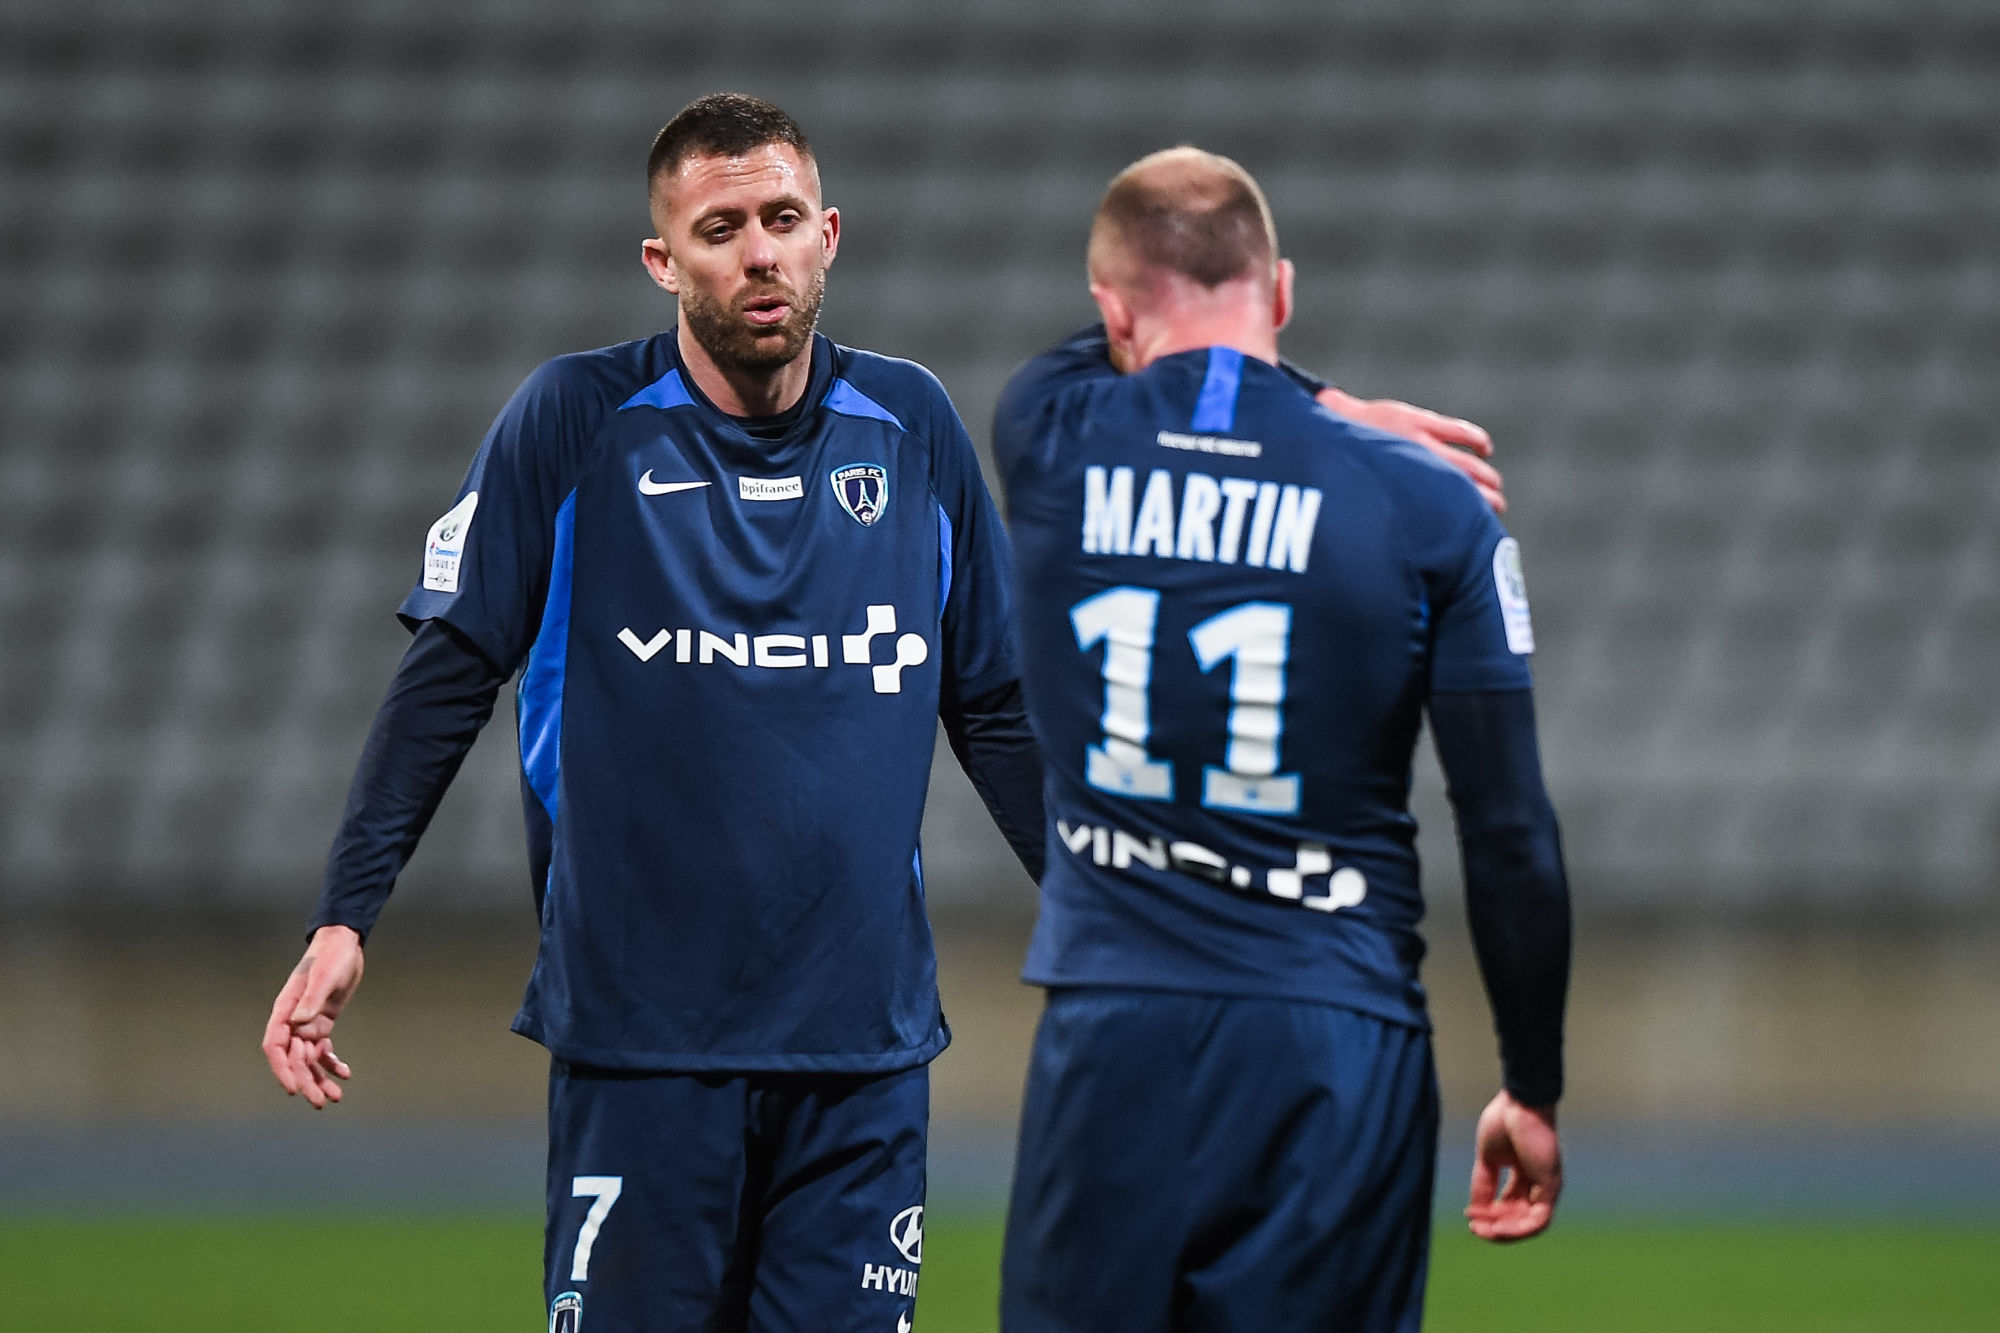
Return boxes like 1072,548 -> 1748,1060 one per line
260,94 -> 1047,1330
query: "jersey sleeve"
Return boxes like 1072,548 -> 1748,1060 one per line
928,378 -> 1022,703
1425,482 -> 1537,694
991,324 -> 1123,482
396,357 -> 601,672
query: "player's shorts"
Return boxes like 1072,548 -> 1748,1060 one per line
543,1058 -> 928,1333
1001,988 -> 1438,1333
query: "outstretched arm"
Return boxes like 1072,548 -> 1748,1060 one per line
260,619 -> 507,1106
1429,687 -> 1572,1240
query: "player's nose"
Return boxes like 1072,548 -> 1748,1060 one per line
741,222 -> 782,272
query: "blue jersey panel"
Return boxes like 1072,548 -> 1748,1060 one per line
399,332 -> 1018,1071
994,330 -> 1534,1026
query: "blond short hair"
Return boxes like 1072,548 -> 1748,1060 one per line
1090,147 -> 1278,288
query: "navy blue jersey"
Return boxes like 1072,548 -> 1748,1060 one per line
400,330 -> 1018,1072
993,329 -> 1536,1028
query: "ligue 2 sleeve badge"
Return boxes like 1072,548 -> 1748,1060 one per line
830,463 -> 889,527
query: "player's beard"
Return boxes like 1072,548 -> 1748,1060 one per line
679,266 -> 826,374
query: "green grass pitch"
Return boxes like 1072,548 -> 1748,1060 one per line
1,1214 -> 1994,1329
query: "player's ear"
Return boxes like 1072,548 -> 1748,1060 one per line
820,205 -> 840,268
1273,258 -> 1295,332
641,237 -> 679,294
1091,281 -> 1132,341
1091,280 -> 1138,374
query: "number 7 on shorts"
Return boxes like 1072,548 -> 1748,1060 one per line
570,1175 -> 623,1281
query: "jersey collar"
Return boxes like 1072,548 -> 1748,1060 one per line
665,330 -> 837,444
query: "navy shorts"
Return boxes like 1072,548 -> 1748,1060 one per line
1002,989 -> 1438,1333
544,1058 -> 928,1333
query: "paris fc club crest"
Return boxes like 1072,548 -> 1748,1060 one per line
831,463 -> 889,527
549,1290 -> 582,1332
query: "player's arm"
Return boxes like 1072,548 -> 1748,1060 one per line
997,326 -> 1505,511
1430,688 -> 1571,1241
261,620 -> 508,1107
940,677 -> 1045,882
1419,487 -> 1569,1240
1315,388 -> 1505,514
262,356 -> 593,1106
990,325 -> 1126,483
929,379 -> 1047,882
1266,352 -> 1505,511
1277,355 -> 1504,511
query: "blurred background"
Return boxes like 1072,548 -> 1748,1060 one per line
2,0 -> 1996,1326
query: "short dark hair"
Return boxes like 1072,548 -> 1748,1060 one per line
647,93 -> 814,188
1092,147 -> 1276,288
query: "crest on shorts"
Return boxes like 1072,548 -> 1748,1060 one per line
831,463 -> 890,527
889,1204 -> 924,1264
549,1290 -> 582,1333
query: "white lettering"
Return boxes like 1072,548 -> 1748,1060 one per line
1176,473 -> 1221,561
1082,465 -> 1134,555
1063,822 -> 1368,915
1265,485 -> 1323,573
753,634 -> 807,667
699,631 -> 749,666
1244,482 -> 1279,567
1080,468 -> 1321,575
1156,429 -> 1262,458
1111,829 -> 1169,870
1170,841 -> 1228,883
1130,468 -> 1176,558
859,1264 -> 920,1296
618,628 -> 670,662
616,606 -> 926,693
1216,478 -> 1259,564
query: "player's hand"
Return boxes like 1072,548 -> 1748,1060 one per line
1465,1089 -> 1561,1242
261,925 -> 363,1109
1315,388 -> 1506,514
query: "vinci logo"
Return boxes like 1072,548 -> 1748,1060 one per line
617,604 -> 929,694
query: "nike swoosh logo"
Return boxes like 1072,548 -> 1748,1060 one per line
638,471 -> 711,496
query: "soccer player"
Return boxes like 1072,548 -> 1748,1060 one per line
259,94 -> 1045,1330
991,148 -> 1572,1330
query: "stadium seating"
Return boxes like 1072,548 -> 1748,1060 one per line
1,0 -> 1993,910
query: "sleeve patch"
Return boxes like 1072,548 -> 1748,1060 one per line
423,492 -> 479,593
1493,537 -> 1534,654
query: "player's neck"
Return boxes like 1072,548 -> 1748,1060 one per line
1129,317 -> 1280,372
676,325 -> 814,419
